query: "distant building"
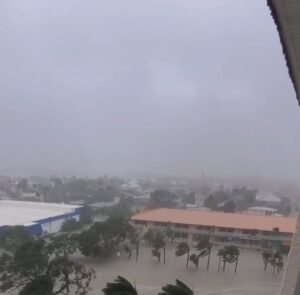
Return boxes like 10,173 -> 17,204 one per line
186,204 -> 211,212
19,192 -> 40,201
246,206 -> 278,216
255,193 -> 281,207
0,200 -> 82,235
131,208 -> 296,252
121,180 -> 141,190
89,197 -> 120,209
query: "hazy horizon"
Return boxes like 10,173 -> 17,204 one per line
1,0 -> 300,180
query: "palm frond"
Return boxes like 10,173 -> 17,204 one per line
102,276 -> 137,295
175,242 -> 189,257
160,279 -> 193,295
175,279 -> 193,295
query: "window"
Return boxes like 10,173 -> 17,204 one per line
153,222 -> 167,227
174,232 -> 188,239
174,223 -> 189,229
174,231 -> 181,238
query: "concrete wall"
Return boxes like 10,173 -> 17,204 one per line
280,213 -> 300,295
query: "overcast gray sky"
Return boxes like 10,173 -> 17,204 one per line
0,0 -> 300,179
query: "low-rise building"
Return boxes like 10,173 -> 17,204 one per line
0,200 -> 82,235
255,193 -> 282,207
131,208 -> 296,252
246,206 -> 278,216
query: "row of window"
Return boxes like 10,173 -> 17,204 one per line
133,221 -> 291,237
214,236 -> 260,245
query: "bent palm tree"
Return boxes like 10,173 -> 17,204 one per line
152,231 -> 166,264
175,242 -> 190,268
189,253 -> 199,268
160,279 -> 193,295
217,248 -> 226,272
152,248 -> 161,262
102,276 -> 137,295
224,245 -> 240,273
269,251 -> 283,276
275,260 -> 284,276
262,251 -> 272,271
217,245 -> 240,273
195,238 -> 212,270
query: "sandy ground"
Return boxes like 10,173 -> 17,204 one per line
73,245 -> 285,295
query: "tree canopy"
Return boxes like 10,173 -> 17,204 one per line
0,238 -> 94,295
77,216 -> 134,259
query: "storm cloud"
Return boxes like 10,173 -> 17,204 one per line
0,0 -> 299,179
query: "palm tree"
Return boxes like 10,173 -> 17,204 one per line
143,228 -> 155,246
269,251 -> 283,276
217,248 -> 226,272
152,231 -> 166,264
275,260 -> 284,276
175,242 -> 190,268
189,253 -> 199,268
123,243 -> 132,259
129,232 -> 140,262
262,251 -> 272,271
102,276 -> 137,295
160,279 -> 193,295
225,245 -> 240,274
217,245 -> 240,273
152,248 -> 161,262
194,238 -> 212,270
135,240 -> 140,262
165,223 -> 174,245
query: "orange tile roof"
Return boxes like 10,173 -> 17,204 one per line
132,208 -> 297,233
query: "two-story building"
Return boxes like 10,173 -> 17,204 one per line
131,208 -> 296,253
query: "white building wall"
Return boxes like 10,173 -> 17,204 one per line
41,215 -> 80,234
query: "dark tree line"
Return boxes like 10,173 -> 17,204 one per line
0,230 -> 94,295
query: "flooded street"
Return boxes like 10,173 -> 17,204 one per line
74,246 -> 284,295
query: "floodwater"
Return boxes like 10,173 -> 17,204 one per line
73,245 -> 284,295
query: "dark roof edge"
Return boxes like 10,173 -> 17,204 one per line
267,0 -> 300,105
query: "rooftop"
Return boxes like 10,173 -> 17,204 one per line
248,206 -> 278,212
0,200 -> 81,227
132,208 -> 296,233
256,193 -> 281,202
